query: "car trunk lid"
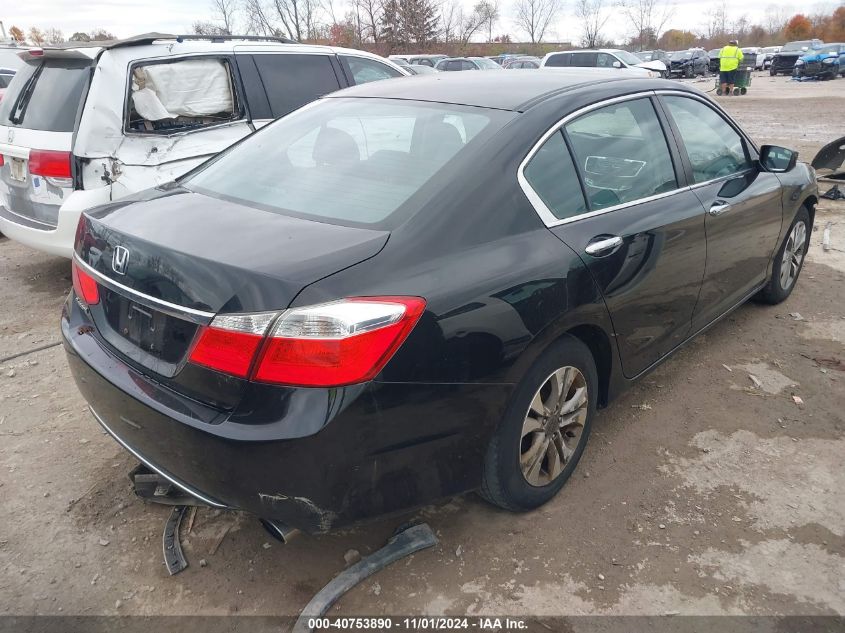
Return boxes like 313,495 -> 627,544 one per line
75,186 -> 390,407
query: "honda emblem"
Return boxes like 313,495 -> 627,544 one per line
112,246 -> 129,275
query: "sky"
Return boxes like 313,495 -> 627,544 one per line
0,0 -> 834,46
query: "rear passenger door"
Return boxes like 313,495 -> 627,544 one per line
235,52 -> 344,127
520,95 -> 707,378
659,94 -> 783,330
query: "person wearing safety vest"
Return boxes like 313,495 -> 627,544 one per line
719,39 -> 744,96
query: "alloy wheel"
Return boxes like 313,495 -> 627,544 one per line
780,220 -> 807,290
519,367 -> 588,487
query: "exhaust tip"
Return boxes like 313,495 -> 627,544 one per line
260,518 -> 299,544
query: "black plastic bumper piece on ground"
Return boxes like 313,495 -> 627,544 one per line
162,505 -> 189,575
293,523 -> 438,632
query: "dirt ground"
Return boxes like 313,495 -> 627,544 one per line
0,73 -> 843,621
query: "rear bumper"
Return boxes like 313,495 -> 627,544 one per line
0,203 -> 78,258
62,297 -> 512,532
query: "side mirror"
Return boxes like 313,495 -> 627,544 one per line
760,145 -> 798,172
612,60 -> 622,68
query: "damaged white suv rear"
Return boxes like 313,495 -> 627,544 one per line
0,34 -> 407,257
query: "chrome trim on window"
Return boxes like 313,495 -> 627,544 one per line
90,407 -> 226,508
72,254 -> 215,324
517,91 -> 691,228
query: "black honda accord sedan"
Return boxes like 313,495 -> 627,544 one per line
63,72 -> 817,534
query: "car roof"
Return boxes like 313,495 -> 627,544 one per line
327,70 -> 693,112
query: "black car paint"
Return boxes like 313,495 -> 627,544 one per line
668,50 -> 709,77
63,75 -> 819,532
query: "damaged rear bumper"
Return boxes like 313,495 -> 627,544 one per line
62,299 -> 512,533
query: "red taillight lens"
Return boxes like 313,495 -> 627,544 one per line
71,260 -> 100,305
186,297 -> 426,386
0,153 -> 4,166
189,327 -> 264,378
254,297 -> 425,387
188,312 -> 277,378
29,150 -> 71,179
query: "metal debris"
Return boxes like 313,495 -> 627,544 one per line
792,395 -> 804,406
162,505 -> 189,576
293,523 -> 438,633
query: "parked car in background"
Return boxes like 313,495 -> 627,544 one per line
503,56 -> 541,69
407,63 -> 439,75
762,46 -> 781,69
391,54 -> 447,68
0,35 -> 407,258
708,48 -> 721,73
667,48 -> 709,77
793,43 -> 845,79
770,39 -> 824,75
0,67 -> 14,102
636,50 -> 670,75
541,49 -> 665,76
741,47 -> 765,70
435,57 -> 503,71
63,72 -> 817,533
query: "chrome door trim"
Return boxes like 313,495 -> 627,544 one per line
517,90 -> 692,228
73,254 -> 215,324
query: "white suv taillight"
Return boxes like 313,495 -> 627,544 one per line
188,297 -> 426,386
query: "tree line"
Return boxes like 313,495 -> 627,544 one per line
4,1 -> 844,55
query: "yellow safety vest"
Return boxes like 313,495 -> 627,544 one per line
719,46 -> 743,72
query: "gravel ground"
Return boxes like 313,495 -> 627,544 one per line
0,73 -> 843,620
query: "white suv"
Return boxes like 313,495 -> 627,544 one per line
0,34 -> 407,257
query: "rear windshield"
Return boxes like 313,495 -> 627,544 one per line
184,98 -> 512,228
0,59 -> 91,132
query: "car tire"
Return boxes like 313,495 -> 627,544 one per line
770,67 -> 777,76
756,206 -> 811,304
685,66 -> 693,78
479,336 -> 597,512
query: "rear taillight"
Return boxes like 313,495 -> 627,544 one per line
187,297 -> 426,386
29,150 -> 72,183
0,153 -> 4,166
188,313 -> 276,379
71,260 -> 100,305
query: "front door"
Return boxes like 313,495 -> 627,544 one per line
521,95 -> 707,378
659,95 -> 784,330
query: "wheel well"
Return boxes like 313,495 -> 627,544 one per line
564,324 -> 613,408
804,196 -> 817,228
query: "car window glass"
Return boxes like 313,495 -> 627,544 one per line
565,98 -> 678,210
545,53 -> 570,67
342,55 -> 402,84
254,54 -> 341,119
461,60 -> 476,70
596,53 -> 614,67
0,60 -> 90,132
186,99 -> 511,228
663,96 -> 752,183
524,130 -> 587,221
126,58 -> 239,134
570,53 -> 598,67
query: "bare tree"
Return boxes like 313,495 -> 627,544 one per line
243,0 -> 279,35
574,0 -> 609,48
620,0 -> 674,50
212,0 -> 239,33
439,0 -> 462,43
513,0 -> 560,43
705,0 -> 727,39
459,2 -> 489,45
28,27 -> 45,45
43,27 -> 65,44
479,0 -> 500,42
354,0 -> 383,42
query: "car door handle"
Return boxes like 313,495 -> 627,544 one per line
585,236 -> 623,256
708,202 -> 731,216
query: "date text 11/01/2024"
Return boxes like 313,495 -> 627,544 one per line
308,617 -> 529,630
